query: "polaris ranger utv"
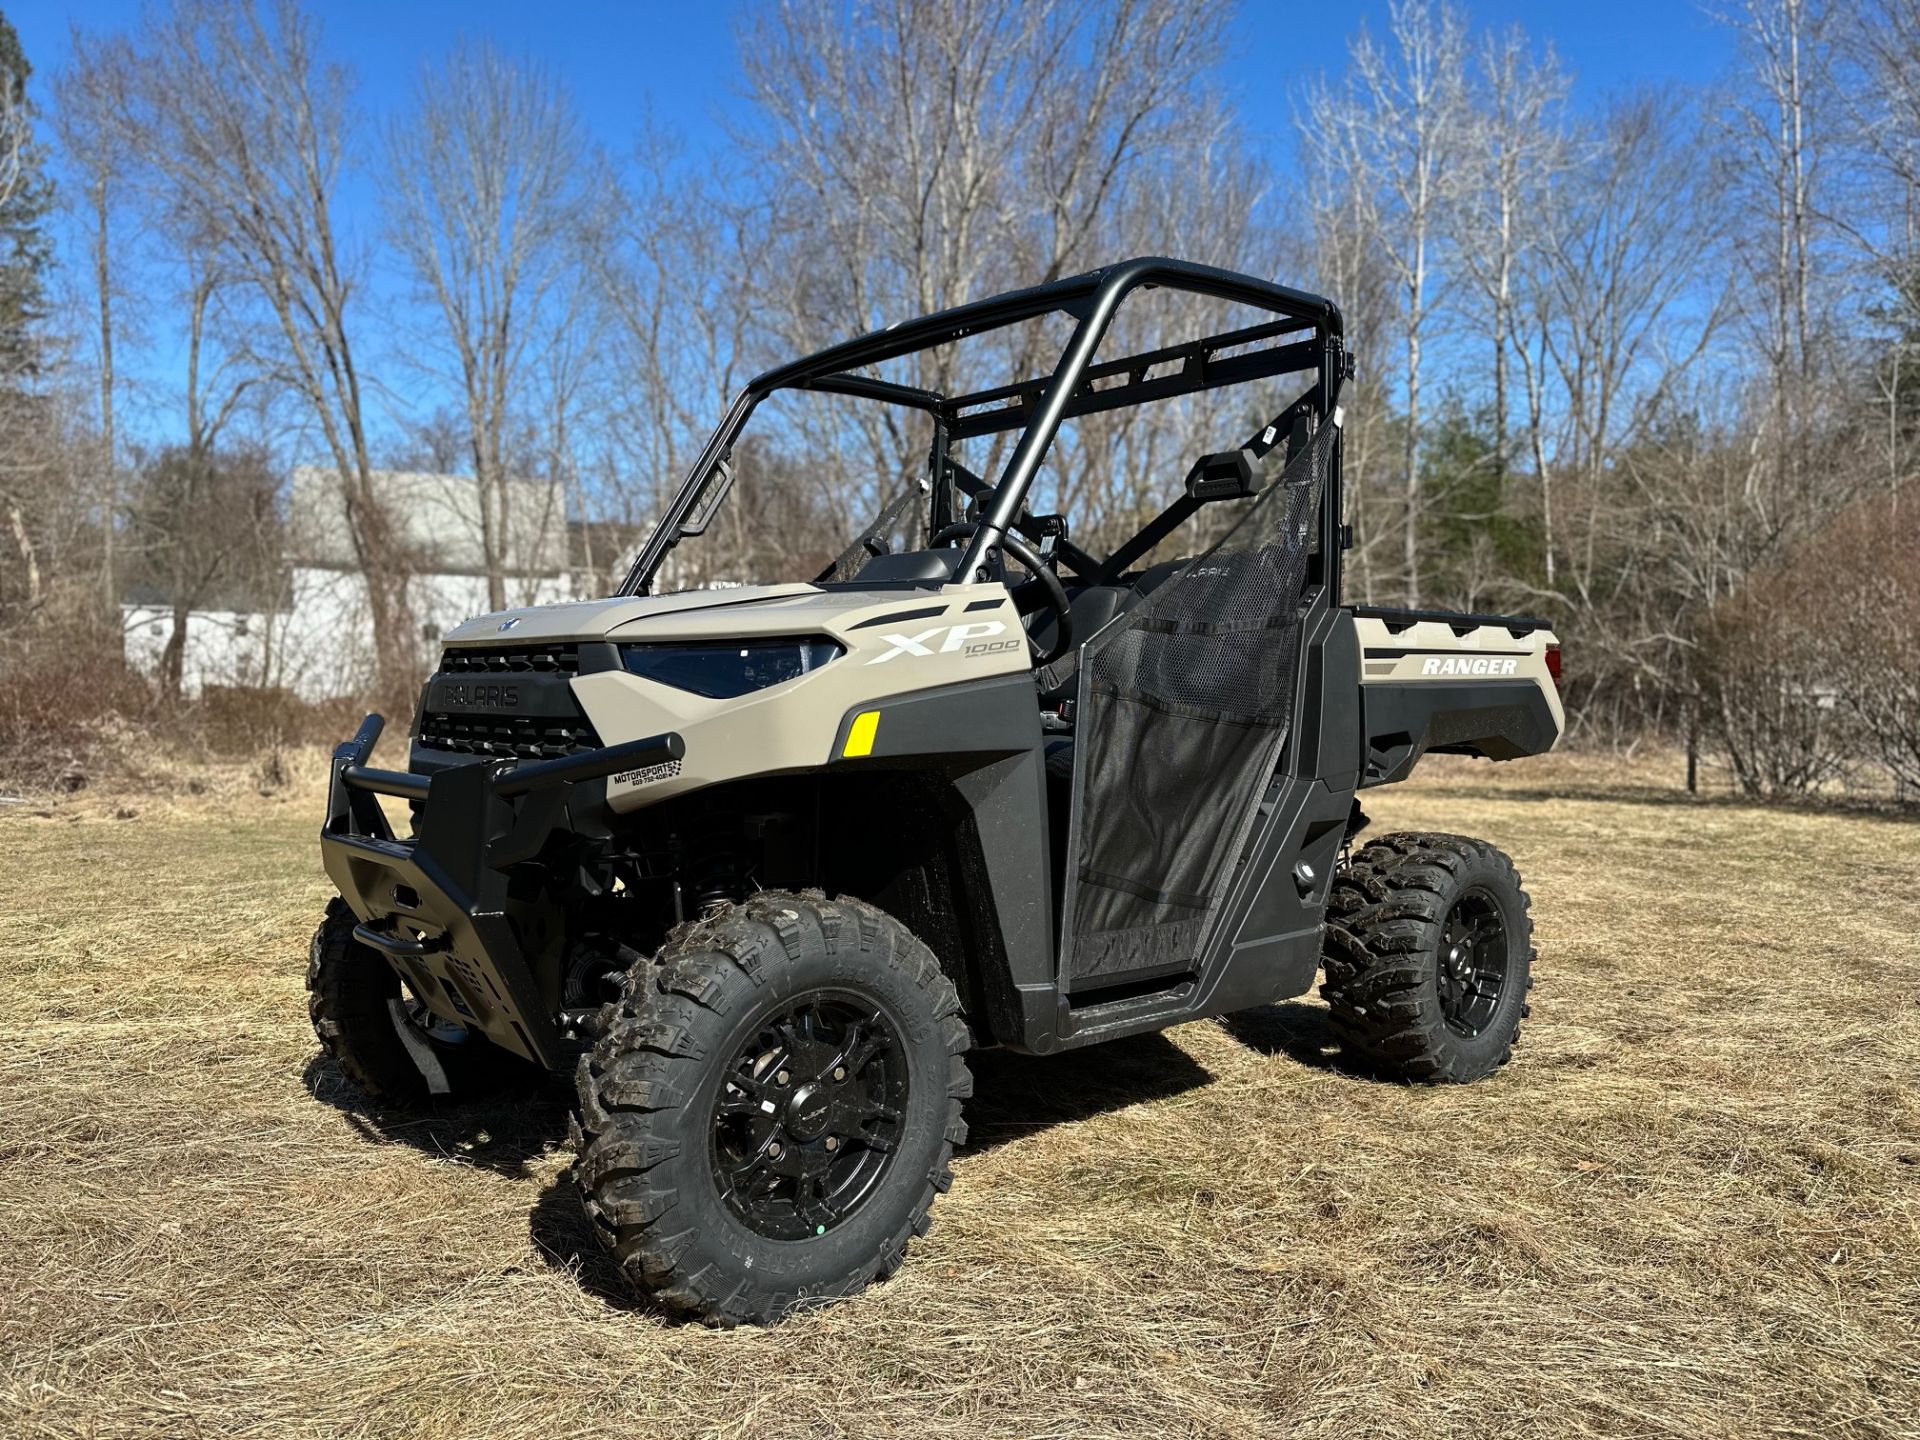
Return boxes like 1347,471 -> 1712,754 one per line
311,257 -> 1563,1324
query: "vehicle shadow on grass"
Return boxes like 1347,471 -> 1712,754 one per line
521,1032 -> 1229,1319
303,1054 -> 678,1318
301,1053 -> 573,1179
1216,1000 -> 1389,1082
961,1031 -> 1215,1153
525,1175 -> 678,1318
307,1031 -> 1246,1319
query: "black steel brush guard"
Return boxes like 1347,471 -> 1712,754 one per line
320,713 -> 684,1066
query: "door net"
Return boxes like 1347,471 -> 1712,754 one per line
1060,419 -> 1335,982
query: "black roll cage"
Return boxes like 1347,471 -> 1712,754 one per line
619,256 -> 1348,600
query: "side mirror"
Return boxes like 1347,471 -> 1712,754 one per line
1184,448 -> 1259,502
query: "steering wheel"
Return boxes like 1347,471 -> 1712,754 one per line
931,522 -> 1073,666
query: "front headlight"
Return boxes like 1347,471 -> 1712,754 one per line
619,637 -> 843,699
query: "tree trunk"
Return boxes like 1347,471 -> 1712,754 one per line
488,462 -> 507,612
1404,318 -> 1424,608
161,600 -> 189,703
473,448 -> 505,613
1492,272 -> 1509,491
1686,707 -> 1700,795
94,179 -> 118,618
7,498 -> 40,610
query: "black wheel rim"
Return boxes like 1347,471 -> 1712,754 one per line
1437,887 -> 1510,1037
709,990 -> 909,1241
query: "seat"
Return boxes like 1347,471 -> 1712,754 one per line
1031,557 -> 1193,706
1031,585 -> 1127,704
1128,556 -> 1189,598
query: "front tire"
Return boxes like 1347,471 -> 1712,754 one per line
1320,833 -> 1535,1083
571,891 -> 971,1326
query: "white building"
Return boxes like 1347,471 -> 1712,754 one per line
122,467 -> 576,700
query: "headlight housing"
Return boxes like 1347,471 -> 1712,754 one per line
619,637 -> 843,699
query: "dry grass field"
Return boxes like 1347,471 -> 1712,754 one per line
3,753 -> 1917,1439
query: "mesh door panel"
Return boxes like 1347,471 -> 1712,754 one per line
1061,422 -> 1332,982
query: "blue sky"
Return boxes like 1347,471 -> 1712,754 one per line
6,0 -> 1739,451
16,1 -> 1735,174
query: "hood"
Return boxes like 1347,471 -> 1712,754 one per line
442,584 -> 821,645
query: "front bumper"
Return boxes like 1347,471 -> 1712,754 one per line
319,713 -> 683,1067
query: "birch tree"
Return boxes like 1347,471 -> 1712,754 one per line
1304,0 -> 1469,607
1454,28 -> 1567,492
1718,0 -> 1829,487
385,43 -> 594,611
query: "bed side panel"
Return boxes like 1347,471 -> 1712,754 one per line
1354,615 -> 1564,786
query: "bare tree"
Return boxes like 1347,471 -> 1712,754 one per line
1543,94 -> 1730,615
1823,0 -> 1920,493
125,442 -> 278,701
731,0 -> 1240,539
1298,118 -> 1399,604
1717,0 -> 1831,488
737,0 -> 1231,351
385,42 -> 593,612
1304,0 -> 1470,607
1453,27 -> 1567,492
0,47 -> 29,205
0,34 -> 47,622
51,33 -> 139,617
524,251 -> 605,600
109,0 -> 414,699
588,125 -> 774,546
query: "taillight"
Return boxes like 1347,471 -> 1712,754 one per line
1545,645 -> 1563,690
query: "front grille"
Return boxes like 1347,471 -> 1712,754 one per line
414,644 -> 603,759
438,646 -> 583,675
415,713 -> 602,759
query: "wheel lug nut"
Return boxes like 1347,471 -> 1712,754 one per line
824,1137 -> 838,1152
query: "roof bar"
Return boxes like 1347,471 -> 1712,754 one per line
944,316 -> 1312,415
948,337 -> 1319,441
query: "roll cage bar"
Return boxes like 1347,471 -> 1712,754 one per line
618,256 -> 1348,600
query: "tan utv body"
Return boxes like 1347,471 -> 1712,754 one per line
310,258 -> 1564,1327
433,582 -> 1032,813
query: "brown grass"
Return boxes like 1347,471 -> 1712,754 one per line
3,753 -> 1917,1438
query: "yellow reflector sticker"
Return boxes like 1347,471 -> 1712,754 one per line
843,710 -> 881,758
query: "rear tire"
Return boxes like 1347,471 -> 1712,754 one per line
306,898 -> 534,1105
1320,833 -> 1534,1083
571,891 -> 971,1326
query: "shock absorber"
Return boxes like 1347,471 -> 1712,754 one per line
684,793 -> 745,912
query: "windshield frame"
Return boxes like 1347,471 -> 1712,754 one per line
619,257 -> 1345,600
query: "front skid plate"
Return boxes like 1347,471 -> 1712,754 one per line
320,831 -> 558,1067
